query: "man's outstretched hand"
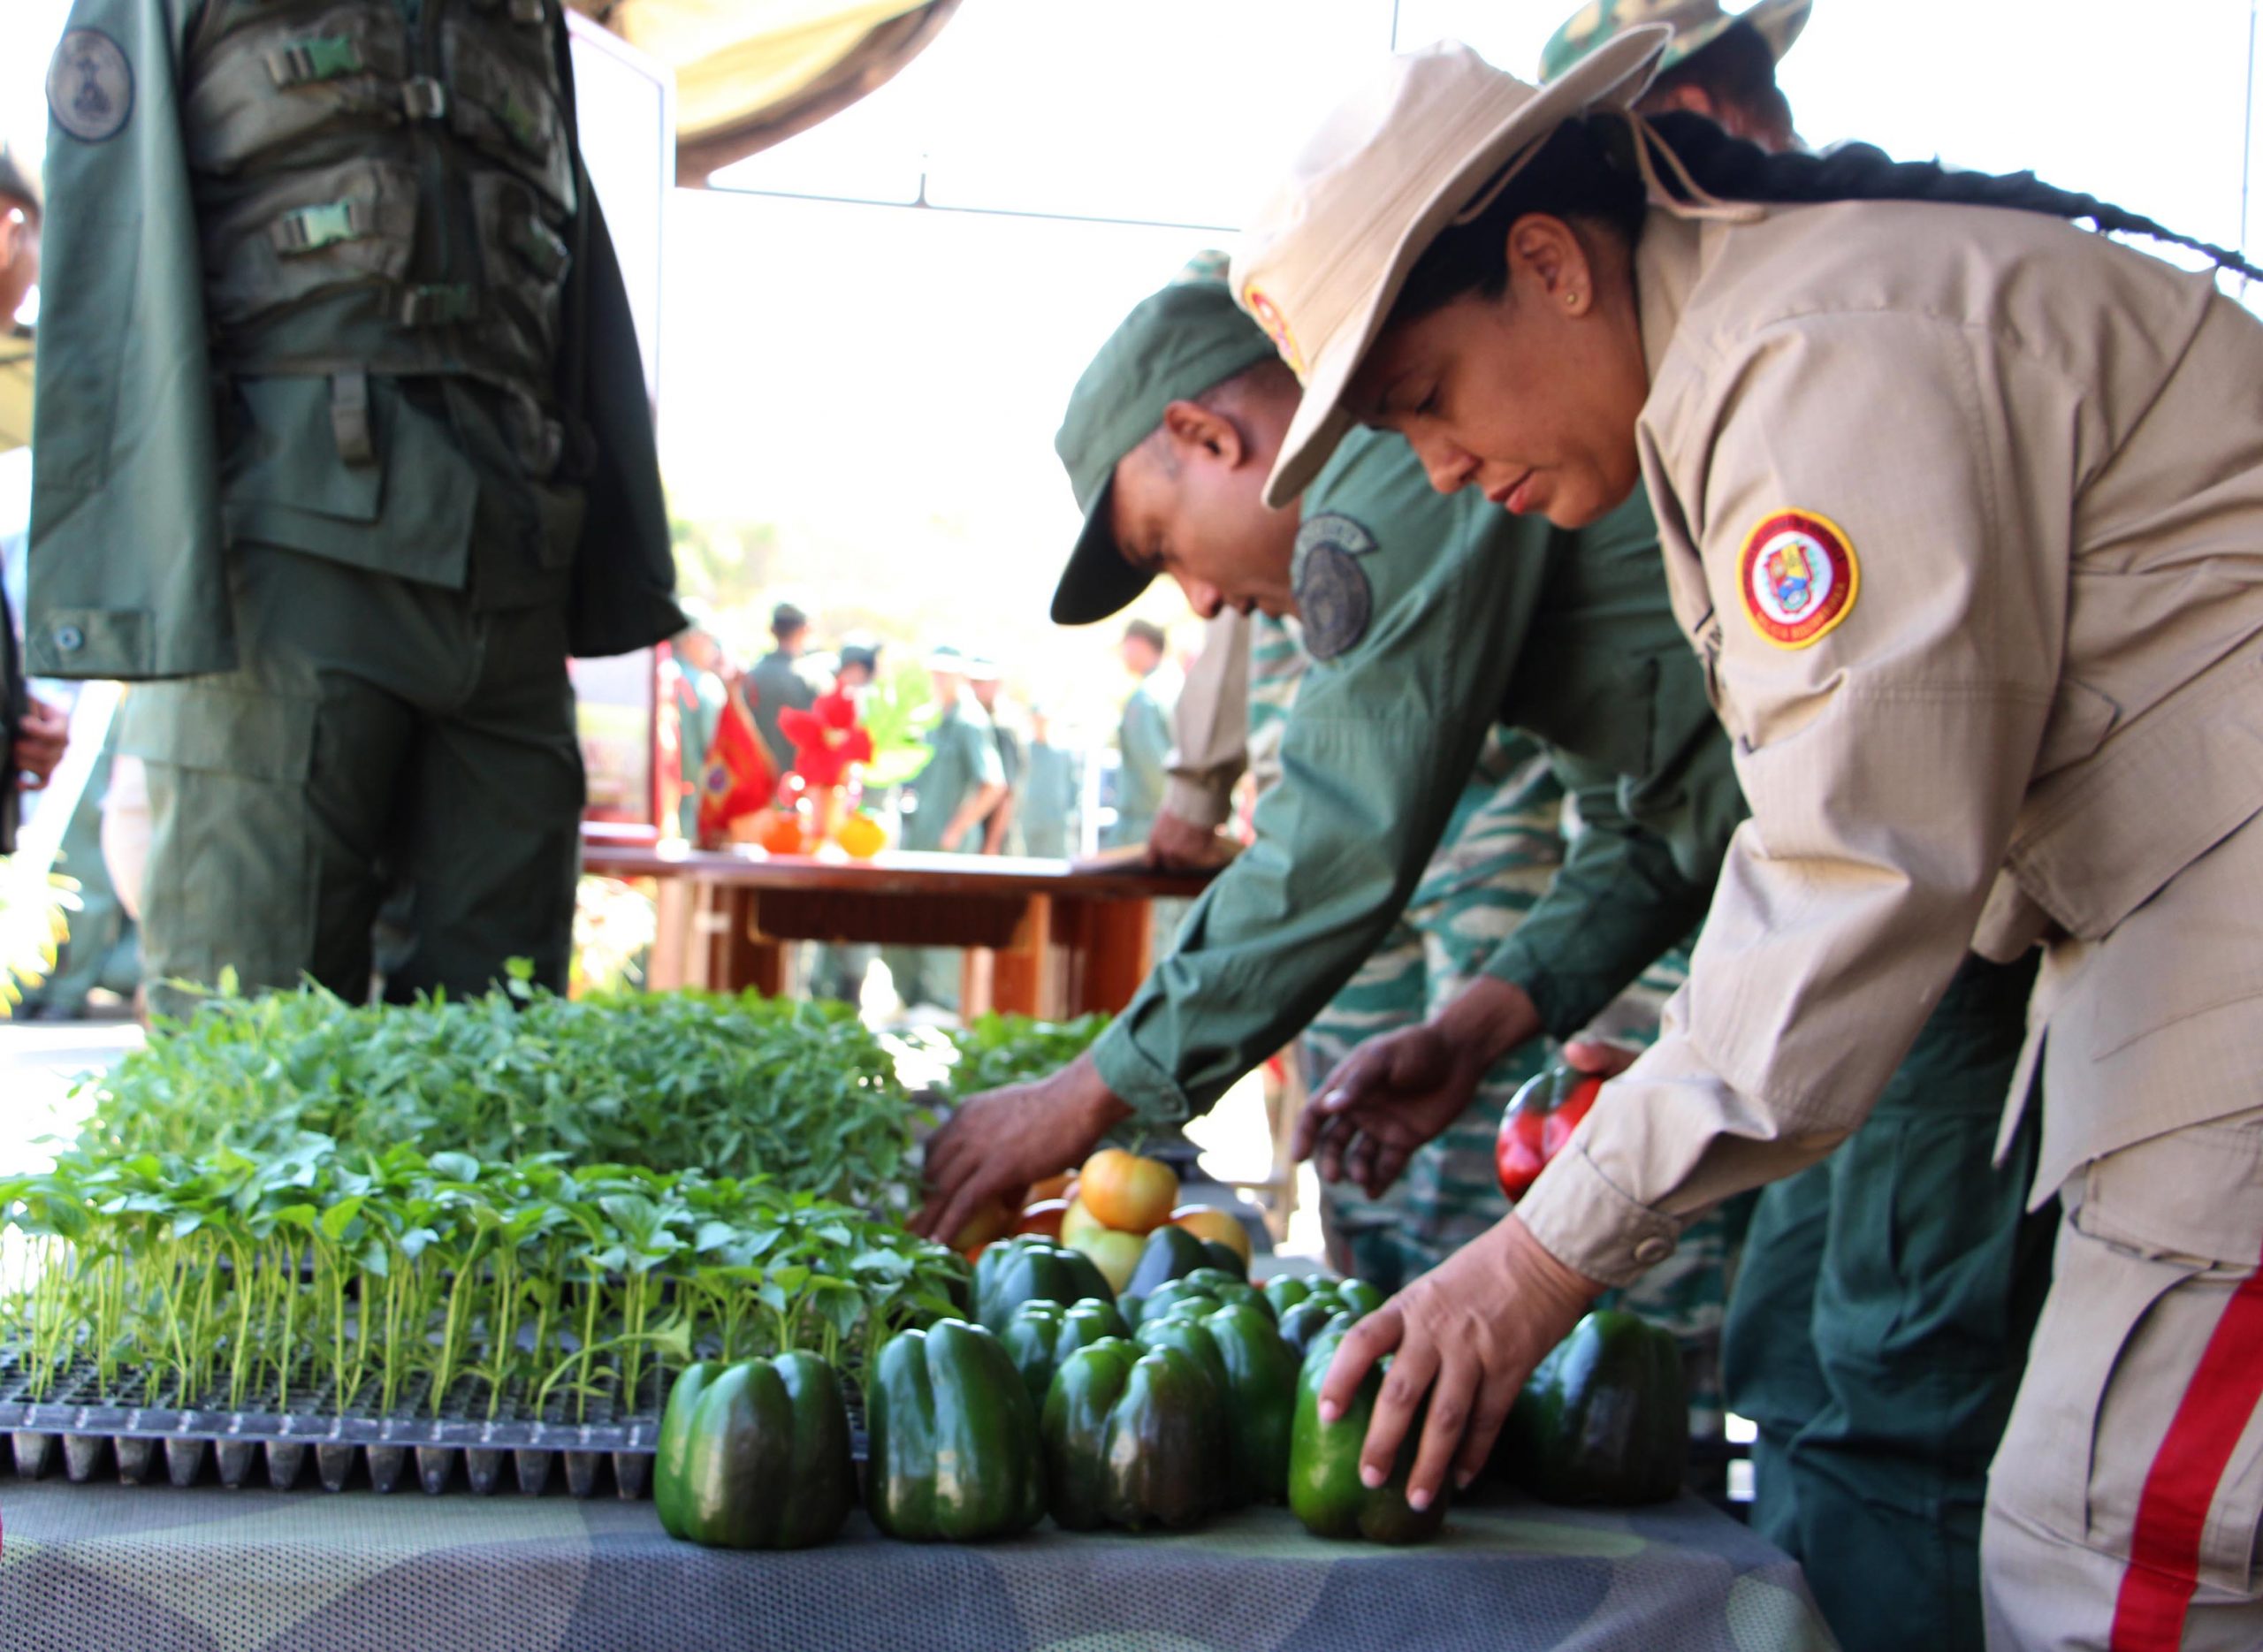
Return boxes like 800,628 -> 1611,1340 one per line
911,1050 -> 1132,1245
1292,978 -> 1544,1198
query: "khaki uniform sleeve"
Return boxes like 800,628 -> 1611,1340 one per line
1162,612 -> 1251,829
28,0 -> 231,680
1518,311 -> 2067,1286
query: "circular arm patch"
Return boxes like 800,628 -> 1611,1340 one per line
49,30 -> 133,143
1292,513 -> 1377,661
1737,509 -> 1859,649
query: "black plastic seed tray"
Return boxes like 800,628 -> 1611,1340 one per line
1,1351 -> 661,1498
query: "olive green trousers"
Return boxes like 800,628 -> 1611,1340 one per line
1721,949 -> 2051,1652
126,544 -> 583,1017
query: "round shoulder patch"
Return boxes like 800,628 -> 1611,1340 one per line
49,29 -> 133,144
1737,508 -> 1859,649
1293,512 -> 1378,661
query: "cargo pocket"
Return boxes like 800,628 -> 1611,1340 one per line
183,2 -> 412,173
202,156 -> 419,327
443,20 -> 574,212
471,171 -> 569,367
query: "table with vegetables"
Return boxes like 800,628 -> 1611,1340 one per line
0,986 -> 1832,1652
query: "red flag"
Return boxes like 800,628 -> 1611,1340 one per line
695,684 -> 780,847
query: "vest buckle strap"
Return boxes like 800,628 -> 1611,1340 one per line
398,283 -> 478,326
270,198 -> 373,255
508,0 -> 546,22
264,34 -> 364,88
401,76 -> 448,119
328,369 -> 376,466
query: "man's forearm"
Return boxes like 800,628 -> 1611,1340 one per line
1432,975 -> 1545,1076
946,781 -> 1007,846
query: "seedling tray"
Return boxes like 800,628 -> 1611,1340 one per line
1,1351 -> 662,1498
2,1351 -> 872,1499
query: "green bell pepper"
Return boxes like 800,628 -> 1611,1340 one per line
1041,1338 -> 1225,1531
652,1353 -> 856,1549
1123,1225 -> 1210,1298
867,1318 -> 1046,1542
999,1296 -> 1130,1405
1135,1278 -> 1223,1328
1499,1308 -> 1688,1505
1287,1315 -> 1448,1544
654,1360 -> 720,1540
973,1238 -> 1115,1330
1276,1291 -> 1350,1359
1199,1239 -> 1250,1278
1201,1302 -> 1301,1504
1333,1278 -> 1386,1318
1262,1275 -> 1318,1316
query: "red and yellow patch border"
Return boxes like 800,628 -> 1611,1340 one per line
1736,507 -> 1860,650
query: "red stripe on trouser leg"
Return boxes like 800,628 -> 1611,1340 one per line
2108,1239 -> 2263,1652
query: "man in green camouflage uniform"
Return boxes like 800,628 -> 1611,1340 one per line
27,0 -> 682,1015
914,278 -> 1755,1394
1017,704 -> 1078,859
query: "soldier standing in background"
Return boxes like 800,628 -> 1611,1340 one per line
880,645 -> 1002,1014
27,0 -> 682,1013
746,602 -> 819,769
966,656 -> 1026,856
1017,703 -> 1078,859
1104,617 -> 1177,849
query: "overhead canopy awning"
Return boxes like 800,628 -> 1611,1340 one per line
567,0 -> 962,185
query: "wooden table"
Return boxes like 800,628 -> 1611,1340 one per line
581,841 -> 1214,1016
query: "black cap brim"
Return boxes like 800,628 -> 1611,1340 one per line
1049,477 -> 1156,625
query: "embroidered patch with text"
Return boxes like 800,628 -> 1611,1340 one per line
1737,508 -> 1859,649
1293,513 -> 1377,660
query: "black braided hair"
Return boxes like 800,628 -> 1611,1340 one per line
1394,110 -> 2261,325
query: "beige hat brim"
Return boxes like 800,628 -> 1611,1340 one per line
1262,27 -> 1671,509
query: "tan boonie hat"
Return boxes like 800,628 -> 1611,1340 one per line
1231,32 -> 1669,509
1540,0 -> 1810,82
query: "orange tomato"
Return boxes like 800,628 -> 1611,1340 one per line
1025,1172 -> 1076,1206
1013,1199 -> 1069,1240
836,813 -> 886,859
758,810 -> 807,856
1171,1205 -> 1253,1265
1078,1148 -> 1178,1234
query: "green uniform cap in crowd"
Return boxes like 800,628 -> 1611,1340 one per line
1539,0 -> 1810,82
1051,279 -> 1279,625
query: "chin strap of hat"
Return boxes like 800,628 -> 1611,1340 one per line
1621,110 -> 1767,224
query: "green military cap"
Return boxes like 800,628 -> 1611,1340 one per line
1539,0 -> 1810,82
1051,277 -> 1278,625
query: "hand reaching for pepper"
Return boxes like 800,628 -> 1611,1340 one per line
1295,975 -> 1642,1199
911,1050 -> 1132,1245
1317,1214 -> 1603,1512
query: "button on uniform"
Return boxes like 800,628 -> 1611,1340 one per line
1632,1237 -> 1673,1267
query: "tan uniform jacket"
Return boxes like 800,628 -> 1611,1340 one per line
1519,202 -> 2263,1288
1162,611 -> 1253,830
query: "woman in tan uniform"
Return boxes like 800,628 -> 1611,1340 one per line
1231,32 -> 2263,1649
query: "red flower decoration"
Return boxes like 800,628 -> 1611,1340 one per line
779,690 -> 875,788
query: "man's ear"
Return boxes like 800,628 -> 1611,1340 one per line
1159,399 -> 1246,468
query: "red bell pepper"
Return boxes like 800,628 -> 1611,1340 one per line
1496,1065 -> 1604,1199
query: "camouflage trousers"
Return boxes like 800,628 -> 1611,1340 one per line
1302,731 -> 1735,1443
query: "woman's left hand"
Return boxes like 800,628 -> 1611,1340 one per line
1319,1214 -> 1604,1509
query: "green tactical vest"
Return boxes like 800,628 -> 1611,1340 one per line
182,0 -> 576,474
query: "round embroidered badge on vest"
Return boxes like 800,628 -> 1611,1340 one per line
48,29 -> 133,144
1737,508 -> 1860,649
1294,513 -> 1378,660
